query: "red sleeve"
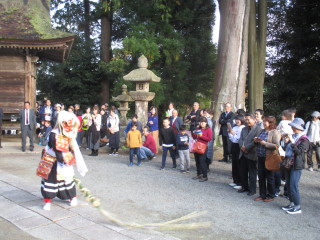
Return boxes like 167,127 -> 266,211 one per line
199,128 -> 212,142
143,135 -> 151,147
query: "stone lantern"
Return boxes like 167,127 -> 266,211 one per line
112,84 -> 133,125
123,55 -> 161,126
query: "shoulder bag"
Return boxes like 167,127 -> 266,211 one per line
265,146 -> 283,171
192,140 -> 207,155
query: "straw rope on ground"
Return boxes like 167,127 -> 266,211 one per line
74,178 -> 212,230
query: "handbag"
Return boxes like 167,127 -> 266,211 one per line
265,147 -> 282,171
280,156 -> 294,170
36,151 -> 57,180
192,140 -> 207,154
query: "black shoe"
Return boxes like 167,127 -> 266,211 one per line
238,188 -> 248,193
173,164 -> 177,168
199,177 -> 208,182
22,149 -> 26,152
30,149 -> 34,152
94,150 -> 99,156
89,150 -> 95,156
247,192 -> 255,196
192,175 -> 202,180
218,158 -> 227,162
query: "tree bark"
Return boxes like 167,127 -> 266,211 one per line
83,0 -> 91,43
100,0 -> 112,104
212,0 -> 249,124
248,0 -> 267,112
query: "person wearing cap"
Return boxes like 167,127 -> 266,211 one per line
281,118 -> 310,214
304,111 -> 320,171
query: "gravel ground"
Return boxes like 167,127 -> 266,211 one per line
1,143 -> 320,240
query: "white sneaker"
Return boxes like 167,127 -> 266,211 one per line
229,183 -> 237,187
43,203 -> 51,211
233,185 -> 242,190
308,167 -> 313,172
70,197 -> 78,207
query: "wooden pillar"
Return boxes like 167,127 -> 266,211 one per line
25,55 -> 38,109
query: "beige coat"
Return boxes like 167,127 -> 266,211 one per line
264,129 -> 281,154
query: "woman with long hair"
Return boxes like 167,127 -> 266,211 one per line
192,117 -> 212,182
88,106 -> 101,156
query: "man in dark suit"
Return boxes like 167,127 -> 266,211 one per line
186,102 -> 201,133
39,99 -> 55,124
0,107 -> 3,148
238,113 -> 263,196
19,101 -> 37,152
170,110 -> 184,135
218,102 -> 235,162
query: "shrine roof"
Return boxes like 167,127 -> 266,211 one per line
0,0 -> 75,62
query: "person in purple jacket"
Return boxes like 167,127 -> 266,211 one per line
147,106 -> 159,153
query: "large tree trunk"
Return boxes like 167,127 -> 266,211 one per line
100,0 -> 112,104
83,0 -> 91,43
212,0 -> 250,126
248,0 -> 267,112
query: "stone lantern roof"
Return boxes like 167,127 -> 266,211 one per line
0,0 -> 75,62
112,85 -> 134,102
123,55 -> 161,82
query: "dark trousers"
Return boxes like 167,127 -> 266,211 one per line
76,131 -> 83,147
274,171 -> 282,193
222,135 -> 232,160
82,130 -> 89,148
240,156 -> 257,193
306,142 -> 320,168
130,148 -> 141,163
231,143 -> 241,184
194,152 -> 208,178
161,146 -> 176,168
284,168 -> 302,206
258,156 -> 275,198
21,125 -> 34,151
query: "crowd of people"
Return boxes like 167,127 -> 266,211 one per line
17,99 -> 320,215
218,104 -> 318,215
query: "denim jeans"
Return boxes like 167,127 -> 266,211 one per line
140,146 -> 154,159
130,148 -> 141,163
290,168 -> 302,206
161,146 -> 176,168
284,168 -> 302,206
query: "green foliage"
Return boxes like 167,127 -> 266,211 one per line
265,0 -> 320,118
37,0 -> 217,114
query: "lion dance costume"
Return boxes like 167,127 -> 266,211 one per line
36,111 -> 88,210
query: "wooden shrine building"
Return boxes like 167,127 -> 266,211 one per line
0,0 -> 75,125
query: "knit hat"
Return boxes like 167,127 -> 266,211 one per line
289,118 -> 305,131
311,111 -> 320,118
